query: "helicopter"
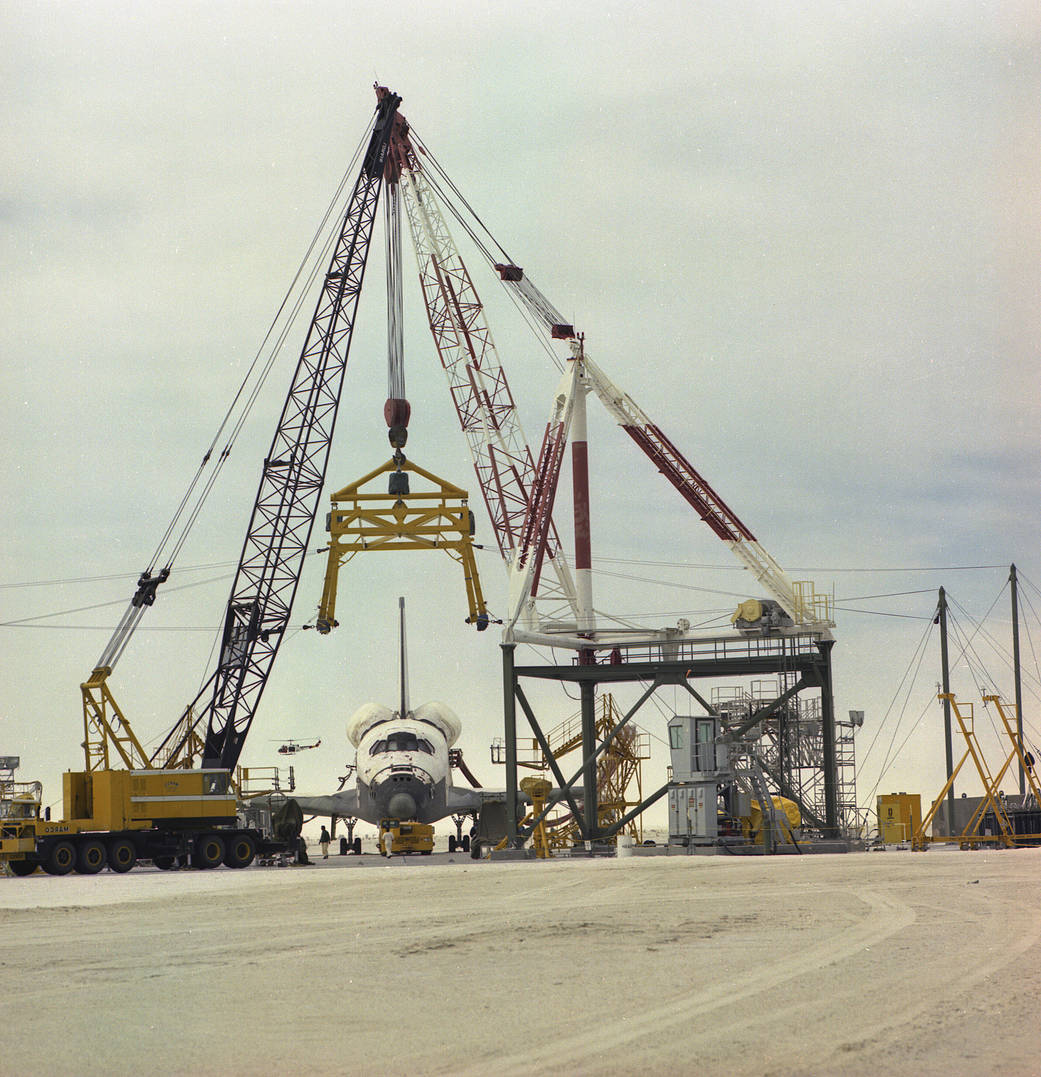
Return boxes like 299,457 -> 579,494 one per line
274,738 -> 322,756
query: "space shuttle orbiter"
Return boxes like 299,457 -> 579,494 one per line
288,599 -> 491,827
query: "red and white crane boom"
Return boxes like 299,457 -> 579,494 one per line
581,355 -> 806,623
381,88 -> 829,650
381,97 -> 579,632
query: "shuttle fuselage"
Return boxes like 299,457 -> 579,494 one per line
347,700 -> 462,825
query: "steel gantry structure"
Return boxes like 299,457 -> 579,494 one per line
85,86 -> 844,848
365,88 -> 840,849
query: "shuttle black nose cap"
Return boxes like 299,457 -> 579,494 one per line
388,792 -> 418,819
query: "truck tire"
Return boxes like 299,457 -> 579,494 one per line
223,833 -> 256,869
43,840 -> 76,876
76,839 -> 107,875
9,860 -> 37,876
193,833 -> 225,869
108,838 -> 137,873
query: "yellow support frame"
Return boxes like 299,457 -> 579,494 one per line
80,666 -> 152,773
510,694 -> 650,852
913,693 -> 1035,850
316,457 -> 488,633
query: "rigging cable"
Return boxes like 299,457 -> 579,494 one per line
1017,585 -> 1041,709
855,609 -> 935,785
408,128 -> 567,372
89,114 -> 376,675
150,119 -> 373,574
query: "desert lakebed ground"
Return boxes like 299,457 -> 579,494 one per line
2,843 -> 1039,1076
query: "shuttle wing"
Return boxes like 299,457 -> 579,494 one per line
445,785 -> 534,814
445,784 -> 486,813
289,790 -> 360,819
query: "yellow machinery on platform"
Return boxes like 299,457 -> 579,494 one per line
877,792 -> 922,844
316,457 -> 489,634
913,694 -> 1041,850
498,694 -> 650,857
743,795 -> 801,845
519,777 -> 554,858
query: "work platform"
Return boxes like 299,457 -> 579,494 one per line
498,628 -> 841,850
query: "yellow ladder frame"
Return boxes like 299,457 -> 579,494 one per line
913,694 -> 1016,849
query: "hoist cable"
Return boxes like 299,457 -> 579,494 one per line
385,184 -> 405,401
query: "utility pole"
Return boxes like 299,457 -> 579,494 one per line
938,587 -> 956,834
1010,564 -> 1025,798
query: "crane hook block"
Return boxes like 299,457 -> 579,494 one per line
385,398 -> 410,449
131,567 -> 170,608
384,398 -> 411,428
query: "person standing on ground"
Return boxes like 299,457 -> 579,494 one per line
319,825 -> 331,859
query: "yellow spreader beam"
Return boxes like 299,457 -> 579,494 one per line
316,457 -> 489,633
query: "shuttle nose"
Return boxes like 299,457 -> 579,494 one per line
387,792 -> 418,819
372,769 -> 430,821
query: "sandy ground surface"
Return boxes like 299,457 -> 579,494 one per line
1,843 -> 1039,1077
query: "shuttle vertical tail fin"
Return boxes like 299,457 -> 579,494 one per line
399,596 -> 410,719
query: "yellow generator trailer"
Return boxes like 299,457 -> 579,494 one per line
379,820 -> 435,856
0,768 -> 293,876
876,792 -> 922,844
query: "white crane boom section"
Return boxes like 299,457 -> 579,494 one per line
397,165 -> 578,629
582,355 -> 813,625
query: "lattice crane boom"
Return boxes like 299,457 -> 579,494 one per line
581,356 -> 808,624
195,91 -> 402,771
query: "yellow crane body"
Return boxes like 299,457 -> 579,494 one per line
0,768 -> 259,876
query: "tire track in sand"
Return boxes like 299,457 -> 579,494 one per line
454,885 -> 916,1076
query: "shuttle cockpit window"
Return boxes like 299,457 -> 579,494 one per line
375,731 -> 435,754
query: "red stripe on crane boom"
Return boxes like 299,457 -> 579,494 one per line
620,423 -> 757,545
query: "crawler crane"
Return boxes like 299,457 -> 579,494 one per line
1,91 -> 405,875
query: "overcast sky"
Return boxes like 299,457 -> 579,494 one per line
3,2 -> 1040,830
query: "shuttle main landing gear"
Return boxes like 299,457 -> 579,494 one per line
448,813 -> 475,853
